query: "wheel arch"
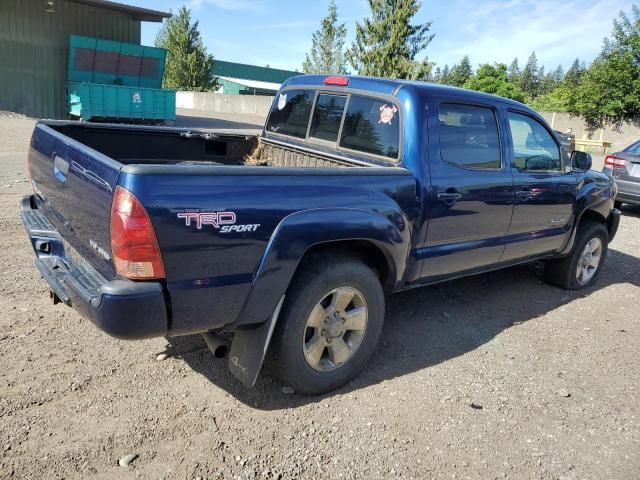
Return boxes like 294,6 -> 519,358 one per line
224,208 -> 411,388
233,208 -> 411,330
559,197 -> 613,256
299,239 -> 396,293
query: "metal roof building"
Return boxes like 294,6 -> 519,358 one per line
213,60 -> 299,95
0,0 -> 170,118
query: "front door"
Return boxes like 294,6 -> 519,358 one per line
502,110 -> 577,261
419,100 -> 514,280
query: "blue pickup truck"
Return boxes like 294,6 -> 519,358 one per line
22,75 -> 620,394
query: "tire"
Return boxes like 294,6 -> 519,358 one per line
269,255 -> 385,395
544,221 -> 608,290
614,200 -> 623,210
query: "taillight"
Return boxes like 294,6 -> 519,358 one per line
604,155 -> 627,168
110,186 -> 165,280
324,76 -> 349,86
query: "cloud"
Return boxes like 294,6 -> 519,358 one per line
188,0 -> 265,12
428,0 -> 629,69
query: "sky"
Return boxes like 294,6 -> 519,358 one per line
129,0 -> 631,73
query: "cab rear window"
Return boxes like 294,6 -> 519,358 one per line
309,94 -> 347,142
265,89 -> 400,161
266,90 -> 315,138
340,96 -> 399,159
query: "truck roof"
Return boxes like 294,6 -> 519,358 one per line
283,74 -> 528,109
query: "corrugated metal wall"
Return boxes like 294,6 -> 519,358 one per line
0,0 -> 141,118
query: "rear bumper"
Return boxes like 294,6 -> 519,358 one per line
21,195 -> 168,340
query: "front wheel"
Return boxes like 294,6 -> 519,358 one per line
269,256 -> 385,395
544,221 -> 608,290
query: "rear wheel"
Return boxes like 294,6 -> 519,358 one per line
544,221 -> 608,290
269,256 -> 385,395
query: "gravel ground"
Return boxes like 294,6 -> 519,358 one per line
0,116 -> 638,480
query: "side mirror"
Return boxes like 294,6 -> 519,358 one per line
571,150 -> 592,171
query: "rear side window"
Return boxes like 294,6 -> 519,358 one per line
309,94 -> 347,142
625,140 -> 640,154
508,112 -> 561,171
438,103 -> 501,169
340,96 -> 400,160
266,90 -> 315,138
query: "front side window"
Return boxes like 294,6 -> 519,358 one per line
508,112 -> 561,172
438,103 -> 501,169
340,96 -> 400,160
266,90 -> 315,139
309,94 -> 347,142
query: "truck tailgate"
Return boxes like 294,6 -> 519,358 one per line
29,122 -> 121,279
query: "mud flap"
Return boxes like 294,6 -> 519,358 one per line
228,296 -> 285,387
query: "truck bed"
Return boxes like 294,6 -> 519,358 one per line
28,120 -> 413,312
48,122 -> 359,169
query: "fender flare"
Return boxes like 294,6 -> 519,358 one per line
559,185 -> 613,256
227,207 -> 411,387
240,207 -> 410,327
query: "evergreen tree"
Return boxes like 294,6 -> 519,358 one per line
302,0 -> 348,74
448,55 -> 473,87
155,6 -> 217,91
564,58 -> 585,86
531,59 -> 582,113
574,5 -> 640,127
553,65 -> 565,83
538,67 -> 559,96
440,64 -> 451,84
507,57 -> 521,83
348,0 -> 435,80
518,51 -> 540,100
464,63 -> 525,102
432,66 -> 442,83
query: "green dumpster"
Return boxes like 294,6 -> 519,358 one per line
67,35 -> 176,123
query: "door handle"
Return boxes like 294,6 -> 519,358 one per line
516,188 -> 532,200
437,191 -> 462,205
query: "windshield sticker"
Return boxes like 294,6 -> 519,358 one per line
379,104 -> 398,125
277,93 -> 287,110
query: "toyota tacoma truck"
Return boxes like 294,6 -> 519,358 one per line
21,75 -> 620,394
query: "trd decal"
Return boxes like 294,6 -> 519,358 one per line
176,211 -> 260,233
177,212 -> 236,229
220,224 -> 260,233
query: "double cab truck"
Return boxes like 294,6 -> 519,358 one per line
22,75 -> 620,394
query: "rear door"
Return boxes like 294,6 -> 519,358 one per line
501,111 -> 577,261
29,122 -> 121,279
420,99 -> 514,279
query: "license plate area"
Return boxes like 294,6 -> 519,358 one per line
63,239 -> 84,269
62,240 -> 107,296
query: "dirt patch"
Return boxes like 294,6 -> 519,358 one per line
0,118 -> 638,479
